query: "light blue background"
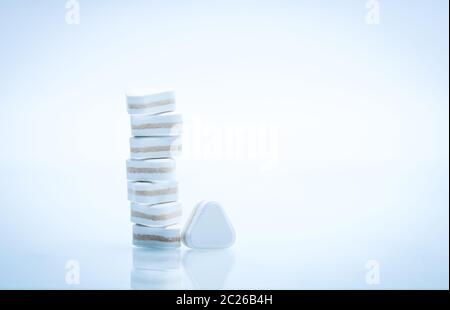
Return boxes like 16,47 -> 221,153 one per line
0,0 -> 448,289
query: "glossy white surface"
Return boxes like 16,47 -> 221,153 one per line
0,162 -> 447,289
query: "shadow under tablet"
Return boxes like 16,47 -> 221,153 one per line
130,247 -> 235,290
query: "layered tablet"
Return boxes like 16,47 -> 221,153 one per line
133,224 -> 181,248
130,136 -> 182,159
131,113 -> 182,137
126,158 -> 176,181
128,181 -> 178,204
127,89 -> 176,115
131,201 -> 182,227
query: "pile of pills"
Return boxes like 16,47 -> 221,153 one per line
126,89 -> 182,248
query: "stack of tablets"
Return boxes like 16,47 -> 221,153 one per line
126,89 -> 182,248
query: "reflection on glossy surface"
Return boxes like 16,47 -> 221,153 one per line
183,249 -> 235,290
132,247 -> 181,271
131,268 -> 183,290
130,246 -> 235,289
131,247 -> 183,290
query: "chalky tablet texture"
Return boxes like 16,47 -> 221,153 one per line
131,201 -> 182,227
182,201 -> 236,249
127,89 -> 176,115
130,136 -> 182,159
126,158 -> 176,182
131,113 -> 182,137
133,224 -> 181,248
128,181 -> 178,204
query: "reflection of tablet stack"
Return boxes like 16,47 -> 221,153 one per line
131,247 -> 182,289
126,90 -> 182,248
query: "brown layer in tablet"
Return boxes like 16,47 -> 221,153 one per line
130,145 -> 182,153
129,187 -> 178,197
127,167 -> 175,174
132,122 -> 182,130
128,98 -> 175,109
131,210 -> 182,221
133,233 -> 180,243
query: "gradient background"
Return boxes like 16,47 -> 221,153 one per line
0,0 -> 448,289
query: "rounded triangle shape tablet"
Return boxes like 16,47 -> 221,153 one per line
182,201 -> 236,249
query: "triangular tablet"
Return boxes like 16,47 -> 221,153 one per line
182,201 -> 236,249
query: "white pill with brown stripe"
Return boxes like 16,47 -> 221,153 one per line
130,136 -> 182,159
133,224 -> 181,248
128,181 -> 178,204
128,180 -> 178,204
126,158 -> 176,181
127,89 -> 176,115
131,201 -> 182,227
131,113 -> 182,137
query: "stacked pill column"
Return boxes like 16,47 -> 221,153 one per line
126,90 -> 182,248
